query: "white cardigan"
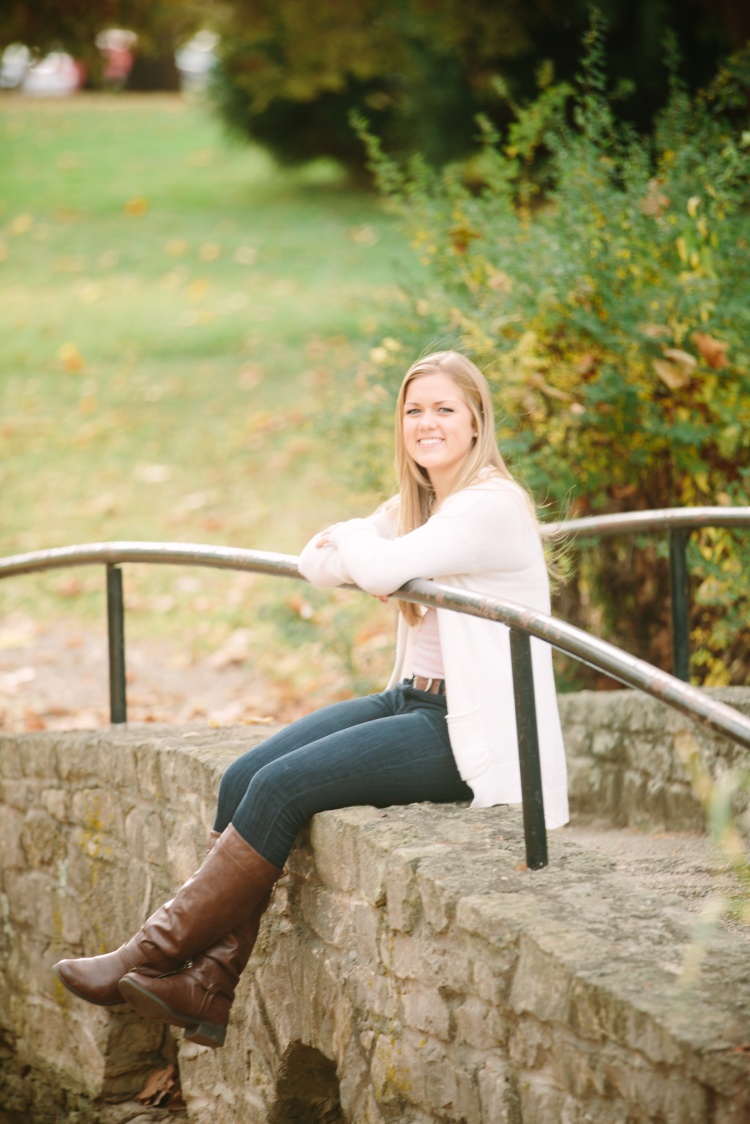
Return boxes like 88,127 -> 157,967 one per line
298,475 -> 569,829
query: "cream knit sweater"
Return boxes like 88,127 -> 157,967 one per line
298,474 -> 569,828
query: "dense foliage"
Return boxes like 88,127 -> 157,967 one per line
209,0 -> 739,175
349,18 -> 750,685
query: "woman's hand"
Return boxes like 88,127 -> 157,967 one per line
314,527 -> 336,549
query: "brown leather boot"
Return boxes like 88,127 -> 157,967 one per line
53,826 -> 281,1007
117,828 -> 274,1047
118,889 -> 272,1048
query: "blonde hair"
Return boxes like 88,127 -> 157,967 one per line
392,350 -> 541,625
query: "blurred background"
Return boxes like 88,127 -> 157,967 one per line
1,0 -> 749,732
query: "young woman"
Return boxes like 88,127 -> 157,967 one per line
54,350 -> 569,1048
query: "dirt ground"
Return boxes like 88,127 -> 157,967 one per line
0,612 -> 281,732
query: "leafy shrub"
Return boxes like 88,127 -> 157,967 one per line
348,14 -> 750,686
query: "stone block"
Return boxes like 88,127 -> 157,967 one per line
124,806 -> 167,865
133,744 -> 166,800
384,930 -> 472,995
477,1054 -> 516,1123
509,935 -> 572,1024
71,786 -> 124,849
400,983 -> 451,1040
1,777 -> 34,812
0,804 -> 25,868
309,805 -> 384,896
370,1032 -> 417,1107
20,810 -> 67,868
56,736 -> 104,785
454,995 -> 508,1050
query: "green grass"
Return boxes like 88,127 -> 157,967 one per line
0,93 -> 404,703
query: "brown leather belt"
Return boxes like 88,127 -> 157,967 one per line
410,676 -> 446,695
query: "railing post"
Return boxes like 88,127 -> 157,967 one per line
669,529 -> 690,682
106,564 -> 127,723
509,629 -> 548,870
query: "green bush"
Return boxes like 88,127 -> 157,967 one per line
348,15 -> 750,686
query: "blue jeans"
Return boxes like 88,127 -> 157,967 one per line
214,681 -> 472,868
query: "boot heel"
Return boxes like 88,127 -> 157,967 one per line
184,1020 -> 226,1048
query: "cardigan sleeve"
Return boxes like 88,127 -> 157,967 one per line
297,500 -> 399,589
329,482 -> 539,597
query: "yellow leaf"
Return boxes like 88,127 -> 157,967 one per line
10,214 -> 33,234
124,197 -> 148,215
58,342 -> 84,373
662,348 -> 697,371
653,359 -> 690,390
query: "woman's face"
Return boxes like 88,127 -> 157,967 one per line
402,371 -> 476,496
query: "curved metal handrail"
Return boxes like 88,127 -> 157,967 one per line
2,537 -> 749,868
547,505 -> 750,538
0,541 -> 301,581
1,540 -> 749,748
398,578 -> 750,750
545,504 -> 750,683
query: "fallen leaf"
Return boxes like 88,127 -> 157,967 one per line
640,179 -> 669,216
653,359 -> 691,390
237,364 -> 264,389
124,196 -> 148,215
208,628 -> 254,669
692,332 -> 729,369
54,576 -> 84,598
641,323 -> 671,339
0,668 -> 37,693
11,213 -> 33,234
662,348 -> 697,371
134,463 -> 171,483
576,353 -> 598,376
23,709 -> 46,731
135,1064 -> 182,1107
59,342 -> 85,373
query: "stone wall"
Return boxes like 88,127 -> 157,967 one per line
561,686 -> 750,837
1,692 -> 750,1122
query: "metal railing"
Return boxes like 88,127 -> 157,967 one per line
548,506 -> 750,682
3,535 -> 750,872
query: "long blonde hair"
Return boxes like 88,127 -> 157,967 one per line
393,351 -> 536,625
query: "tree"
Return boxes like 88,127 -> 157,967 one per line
349,21 -> 750,684
210,0 -> 740,173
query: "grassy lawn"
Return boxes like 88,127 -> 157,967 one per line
0,93 -> 407,708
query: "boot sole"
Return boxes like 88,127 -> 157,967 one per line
118,976 -> 226,1048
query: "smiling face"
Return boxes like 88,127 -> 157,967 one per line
402,370 -> 477,499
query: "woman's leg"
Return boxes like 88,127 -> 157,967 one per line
120,687 -> 470,1045
214,691 -> 395,833
232,686 -> 472,869
53,692 -> 398,1020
